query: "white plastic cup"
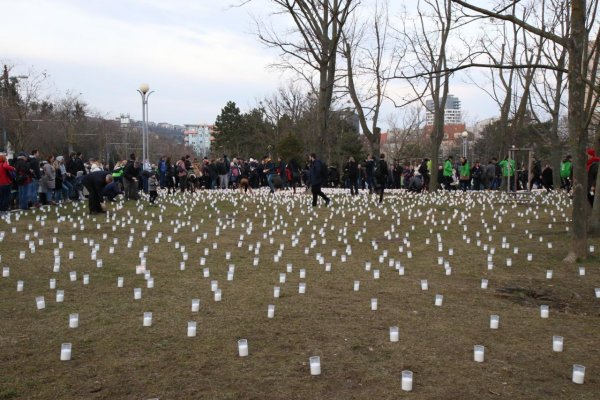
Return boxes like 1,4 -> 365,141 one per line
36,296 -> 45,310
214,289 -> 222,302
401,370 -> 413,391
83,274 -> 89,285
274,286 -> 280,298
421,280 -> 428,290
60,343 -> 72,361
69,313 -> 79,328
572,364 -> 585,384
579,266 -> 586,276
191,299 -> 200,312
371,298 -> 378,311
390,326 -> 399,342
540,305 -> 549,318
309,356 -> 321,376
527,253 -> 533,261
56,290 -> 64,303
506,258 -> 512,267
279,273 -> 286,283
474,345 -> 485,362
203,268 -> 209,278
2,267 -> 9,277
147,278 -> 154,288
134,288 -> 142,300
267,304 -> 275,318
143,312 -> 152,327
238,339 -> 249,357
373,270 -> 380,279
187,321 -> 197,337
299,269 -> 306,279
595,288 -> 600,298
299,282 -> 306,294
211,280 -> 218,292
17,280 -> 24,292
490,315 -> 499,329
553,335 -> 563,352
365,262 -> 371,271
481,279 -> 488,289
117,277 -> 124,287
353,281 -> 360,291
435,294 -> 443,306
546,270 -> 553,279
49,279 -> 56,289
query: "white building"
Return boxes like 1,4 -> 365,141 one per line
183,124 -> 213,157
425,94 -> 462,125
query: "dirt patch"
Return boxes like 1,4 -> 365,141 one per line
495,285 -> 569,312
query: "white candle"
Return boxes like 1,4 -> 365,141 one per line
527,253 -> 533,261
211,280 -> 218,292
540,305 -> 549,318
474,345 -> 485,362
353,281 -> 360,291
117,277 -> 124,287
187,321 -> 197,337
60,343 -> 72,361
434,294 -> 443,306
2,267 -> 8,277
69,313 -> 79,328
373,270 -> 380,279
309,356 -> 321,375
36,296 -> 45,310
490,315 -> 499,329
546,270 -> 553,279
299,282 -> 306,294
506,258 -> 512,267
214,289 -> 222,302
595,288 -> 600,298
238,339 -> 249,357
390,326 -> 399,342
572,365 -> 585,384
579,266 -> 585,276
147,278 -> 154,288
143,312 -> 152,326
299,269 -> 306,279
134,288 -> 142,300
553,335 -> 563,352
398,266 -> 405,276
274,286 -> 280,298
82,274 -> 89,285
17,280 -> 24,292
267,304 -> 275,318
287,264 -> 293,273
481,279 -> 488,289
421,280 -> 428,290
371,298 -> 378,311
191,299 -> 200,312
365,262 -> 371,271
56,290 -> 64,303
325,263 -> 331,272
401,370 -> 413,391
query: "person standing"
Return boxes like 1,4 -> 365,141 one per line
587,148 -> 600,206
375,154 -> 389,203
459,157 -> 471,191
530,155 -> 543,190
498,156 -> 516,191
309,153 -> 330,207
443,156 -> 454,190
344,156 -> 359,196
560,155 -> 572,191
43,155 -> 57,204
0,154 -> 16,214
471,161 -> 483,190
28,150 -> 41,207
365,154 -> 375,193
123,153 -> 140,200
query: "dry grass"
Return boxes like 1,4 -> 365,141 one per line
0,189 -> 598,399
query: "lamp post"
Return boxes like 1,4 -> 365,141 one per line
461,130 -> 468,158
137,83 -> 154,163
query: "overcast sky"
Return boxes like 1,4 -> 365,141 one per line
0,0 -> 497,129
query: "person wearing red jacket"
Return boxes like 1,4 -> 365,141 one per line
0,154 -> 16,214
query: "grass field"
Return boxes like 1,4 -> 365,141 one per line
0,189 -> 599,399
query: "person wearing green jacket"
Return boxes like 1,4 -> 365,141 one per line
560,155 -> 572,191
498,156 -> 516,191
459,157 -> 471,191
443,156 -> 454,190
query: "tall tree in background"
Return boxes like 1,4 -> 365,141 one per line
256,0 -> 357,156
342,0 -> 396,156
213,101 -> 244,157
451,0 -> 600,261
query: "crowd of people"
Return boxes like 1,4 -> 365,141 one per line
0,147 -> 596,215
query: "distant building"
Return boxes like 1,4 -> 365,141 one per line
423,123 -> 467,156
183,124 -> 213,157
157,122 -> 174,130
425,94 -> 462,125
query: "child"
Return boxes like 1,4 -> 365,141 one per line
148,172 -> 159,204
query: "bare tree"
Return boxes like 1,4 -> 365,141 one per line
342,0 -> 397,156
255,0 -> 358,158
451,0 -> 600,261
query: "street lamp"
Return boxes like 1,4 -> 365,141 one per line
137,83 -> 154,163
461,130 -> 468,158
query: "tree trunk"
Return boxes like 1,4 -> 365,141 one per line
565,0 -> 588,262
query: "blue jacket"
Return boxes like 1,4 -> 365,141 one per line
309,159 -> 325,186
